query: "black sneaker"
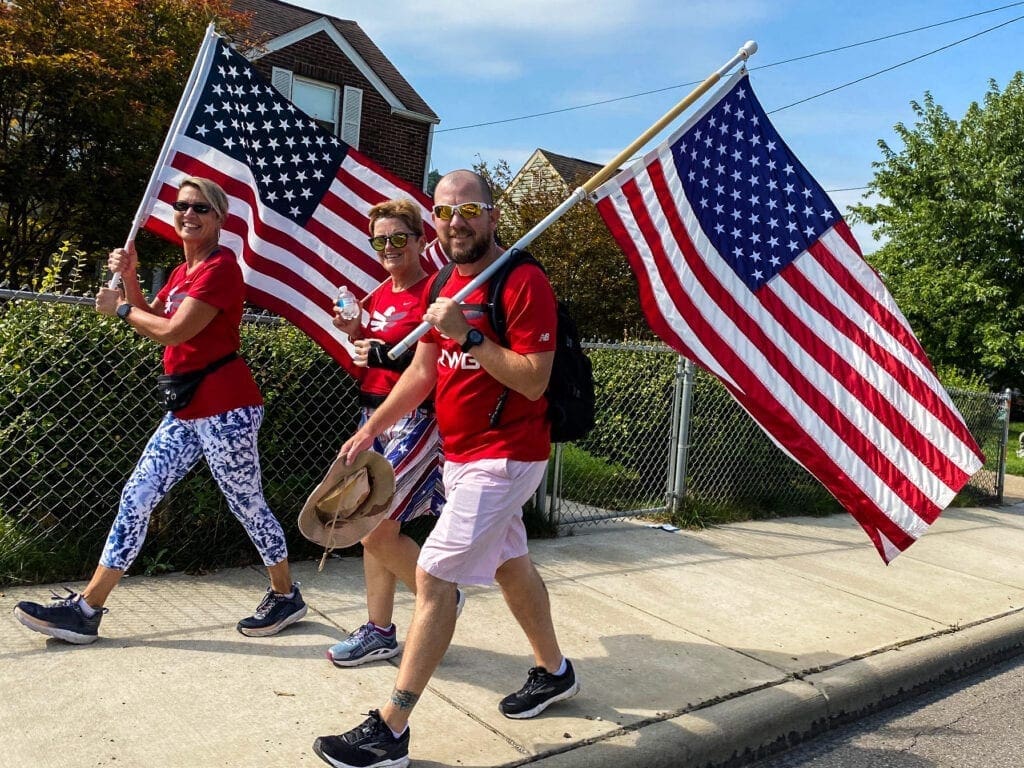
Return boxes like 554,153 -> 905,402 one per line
237,583 -> 307,637
313,709 -> 409,768
499,659 -> 580,719
13,588 -> 108,645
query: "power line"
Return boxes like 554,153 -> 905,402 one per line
768,14 -> 1024,113
434,2 -> 1024,134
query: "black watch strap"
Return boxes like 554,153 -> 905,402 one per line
461,328 -> 484,352
116,303 -> 132,321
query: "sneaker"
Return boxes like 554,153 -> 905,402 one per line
499,658 -> 580,719
13,588 -> 108,645
327,622 -> 398,667
237,583 -> 307,637
313,709 -> 409,768
455,587 -> 465,618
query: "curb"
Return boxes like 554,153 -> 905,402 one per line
521,609 -> 1024,768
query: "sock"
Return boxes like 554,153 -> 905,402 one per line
390,725 -> 408,740
552,657 -> 568,676
369,621 -> 396,636
77,596 -> 97,618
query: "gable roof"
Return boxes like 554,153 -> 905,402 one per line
505,149 -> 616,199
536,149 -> 607,186
230,0 -> 438,123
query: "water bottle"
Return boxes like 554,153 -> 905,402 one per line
336,285 -> 359,320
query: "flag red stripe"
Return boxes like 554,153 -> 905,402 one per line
786,243 -> 978,473
761,262 -> 970,495
811,238 -> 934,369
170,153 -> 386,289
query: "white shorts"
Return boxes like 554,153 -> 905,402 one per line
418,458 -> 547,586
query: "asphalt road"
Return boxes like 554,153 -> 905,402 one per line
746,654 -> 1024,768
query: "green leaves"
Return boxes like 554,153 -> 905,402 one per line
853,72 -> 1024,389
0,0 -> 246,290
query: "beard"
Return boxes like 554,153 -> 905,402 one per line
441,226 -> 491,264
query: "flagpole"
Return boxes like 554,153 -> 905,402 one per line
107,22 -> 220,289
389,40 -> 758,359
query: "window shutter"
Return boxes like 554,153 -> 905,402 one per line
271,67 -> 293,100
341,86 -> 363,148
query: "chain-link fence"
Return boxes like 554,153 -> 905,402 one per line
548,345 -> 1007,531
0,292 -> 1008,586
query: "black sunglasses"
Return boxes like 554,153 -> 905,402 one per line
368,233 -> 416,251
172,201 -> 214,214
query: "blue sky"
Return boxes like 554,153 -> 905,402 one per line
292,1 -> 1023,252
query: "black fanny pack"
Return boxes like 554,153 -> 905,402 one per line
156,352 -> 239,412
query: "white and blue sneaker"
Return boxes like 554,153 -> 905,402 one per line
327,623 -> 399,667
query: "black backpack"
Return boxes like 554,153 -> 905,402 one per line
428,250 -> 596,443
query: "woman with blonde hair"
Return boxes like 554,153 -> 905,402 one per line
326,198 -> 455,667
14,176 -> 306,643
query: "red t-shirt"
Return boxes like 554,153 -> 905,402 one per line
425,261 -> 557,462
155,250 -> 263,420
360,276 -> 432,398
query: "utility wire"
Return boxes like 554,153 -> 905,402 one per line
434,2 -> 1024,134
768,14 -> 1024,113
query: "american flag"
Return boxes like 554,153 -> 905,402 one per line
592,71 -> 984,563
137,28 -> 446,374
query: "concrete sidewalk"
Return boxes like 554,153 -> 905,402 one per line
3,494 -> 1024,768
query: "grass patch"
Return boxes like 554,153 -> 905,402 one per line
553,443 -> 662,511
1003,422 -> 1024,476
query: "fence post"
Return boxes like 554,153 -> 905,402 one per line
666,356 -> 695,515
534,446 -> 561,529
998,388 -> 1011,503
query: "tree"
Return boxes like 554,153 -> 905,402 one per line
850,73 -> 1024,389
475,159 -> 647,341
0,0 -> 246,290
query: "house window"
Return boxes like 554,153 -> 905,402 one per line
292,76 -> 340,136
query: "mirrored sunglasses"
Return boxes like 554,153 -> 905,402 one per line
368,233 -> 416,251
172,201 -> 213,214
432,202 -> 494,221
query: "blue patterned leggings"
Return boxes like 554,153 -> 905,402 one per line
99,406 -> 288,571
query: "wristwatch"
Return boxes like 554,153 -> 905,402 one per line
116,303 -> 133,321
461,328 -> 485,353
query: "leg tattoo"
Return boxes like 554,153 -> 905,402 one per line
390,688 -> 420,711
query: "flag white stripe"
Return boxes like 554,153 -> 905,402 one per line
776,242 -> 979,475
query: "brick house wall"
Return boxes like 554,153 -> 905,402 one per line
249,32 -> 431,187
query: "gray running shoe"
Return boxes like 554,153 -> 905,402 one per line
327,623 -> 399,667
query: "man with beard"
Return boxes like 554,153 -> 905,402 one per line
313,170 -> 579,768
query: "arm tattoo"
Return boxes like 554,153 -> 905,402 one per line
390,688 -> 420,711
